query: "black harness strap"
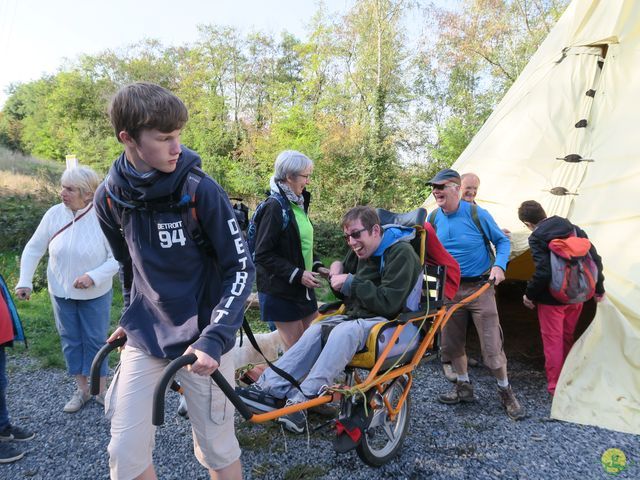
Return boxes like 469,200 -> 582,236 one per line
241,317 -> 314,399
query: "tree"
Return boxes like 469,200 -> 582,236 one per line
415,0 -> 569,166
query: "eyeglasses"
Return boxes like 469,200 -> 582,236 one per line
343,227 -> 368,242
431,183 -> 457,191
297,174 -> 311,180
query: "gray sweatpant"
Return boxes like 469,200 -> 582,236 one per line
257,315 -> 385,403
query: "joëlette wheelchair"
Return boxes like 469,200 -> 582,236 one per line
90,207 -> 490,467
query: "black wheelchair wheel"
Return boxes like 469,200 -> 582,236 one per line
356,375 -> 410,467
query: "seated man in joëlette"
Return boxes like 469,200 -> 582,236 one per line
238,205 -> 421,433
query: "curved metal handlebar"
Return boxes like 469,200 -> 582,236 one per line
152,354 -> 254,426
90,336 -> 127,395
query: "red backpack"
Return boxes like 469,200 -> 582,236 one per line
548,232 -> 597,304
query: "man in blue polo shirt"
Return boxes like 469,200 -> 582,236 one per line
428,168 -> 525,420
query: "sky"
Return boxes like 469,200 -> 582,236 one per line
0,0 -> 356,106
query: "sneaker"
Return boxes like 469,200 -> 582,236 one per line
277,400 -> 307,434
177,396 -> 189,419
498,385 -> 526,420
438,381 -> 475,404
94,393 -> 106,406
0,425 -> 35,442
442,362 -> 457,382
236,384 -> 285,413
63,389 -> 91,413
0,443 -> 24,464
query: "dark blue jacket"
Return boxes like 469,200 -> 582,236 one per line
94,147 -> 255,362
254,186 -> 323,302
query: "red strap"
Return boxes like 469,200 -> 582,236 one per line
49,204 -> 94,246
335,420 -> 362,443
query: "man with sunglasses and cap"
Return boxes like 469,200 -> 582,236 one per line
427,168 -> 525,420
237,206 -> 421,433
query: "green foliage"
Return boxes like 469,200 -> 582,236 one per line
0,148 -> 62,252
0,192 -> 55,252
0,0 -> 569,215
313,219 -> 347,260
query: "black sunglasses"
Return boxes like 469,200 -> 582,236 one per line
431,183 -> 456,191
343,227 -> 368,241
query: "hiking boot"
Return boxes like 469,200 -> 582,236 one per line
0,424 -> 35,442
498,386 -> 526,420
236,384 -> 285,413
0,443 -> 24,464
63,389 -> 91,413
438,381 -> 475,404
442,362 -> 457,382
277,400 -> 307,434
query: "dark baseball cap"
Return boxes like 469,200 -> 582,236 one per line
427,168 -> 461,185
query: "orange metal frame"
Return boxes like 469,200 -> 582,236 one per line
246,282 -> 491,424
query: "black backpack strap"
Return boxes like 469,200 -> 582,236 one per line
180,167 -> 214,256
270,191 -> 291,230
427,208 -> 439,231
104,180 -> 129,235
241,317 -> 314,399
469,204 -> 496,265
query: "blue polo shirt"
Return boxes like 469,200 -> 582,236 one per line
431,201 -> 510,277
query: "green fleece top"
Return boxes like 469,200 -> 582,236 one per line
338,240 -> 421,319
290,202 -> 313,271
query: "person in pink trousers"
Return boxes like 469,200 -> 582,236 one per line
518,200 -> 605,395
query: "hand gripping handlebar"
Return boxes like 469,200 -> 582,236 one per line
90,336 -> 127,395
152,354 -> 254,426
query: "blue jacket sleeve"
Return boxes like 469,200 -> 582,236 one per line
189,178 -> 256,362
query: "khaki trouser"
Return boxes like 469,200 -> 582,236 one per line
105,346 -> 240,479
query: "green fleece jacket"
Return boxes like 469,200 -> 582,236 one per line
337,239 -> 421,320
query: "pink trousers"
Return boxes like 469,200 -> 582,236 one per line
537,303 -> 583,394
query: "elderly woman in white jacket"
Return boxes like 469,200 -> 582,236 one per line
16,166 -> 118,413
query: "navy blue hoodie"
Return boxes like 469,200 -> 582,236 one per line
94,147 -> 255,362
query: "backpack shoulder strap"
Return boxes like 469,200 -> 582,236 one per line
427,208 -> 439,231
180,167 -> 214,256
470,203 -> 495,263
270,192 -> 291,230
104,185 -> 125,233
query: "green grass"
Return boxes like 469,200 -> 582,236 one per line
284,464 -> 329,480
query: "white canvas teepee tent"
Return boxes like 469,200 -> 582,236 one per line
427,0 -> 640,434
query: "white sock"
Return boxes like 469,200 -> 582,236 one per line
457,373 -> 470,383
497,378 -> 509,389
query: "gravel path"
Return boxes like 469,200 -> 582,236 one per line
3,353 -> 638,480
